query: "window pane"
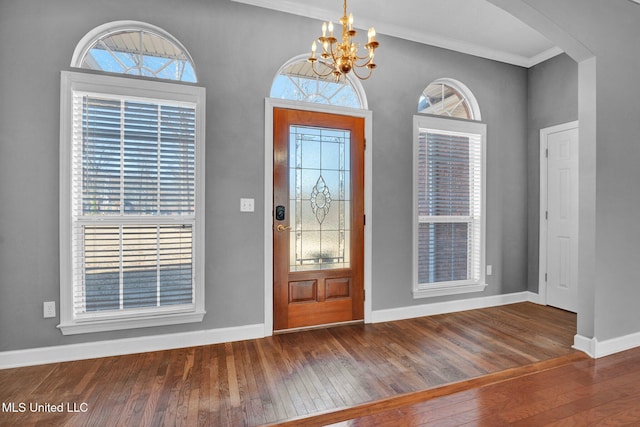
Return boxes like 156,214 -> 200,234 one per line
290,125 -> 350,271
82,97 -> 122,214
418,131 -> 471,217
81,225 -> 193,312
160,106 -> 196,214
81,30 -> 197,82
124,102 -> 159,214
416,122 -> 483,287
122,226 -> 158,308
418,222 -> 469,284
159,225 -> 193,306
74,90 -> 197,316
270,60 -> 361,108
418,83 -> 471,119
80,95 -> 196,217
84,226 -> 121,312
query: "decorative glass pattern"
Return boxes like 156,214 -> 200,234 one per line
418,83 -> 472,119
80,30 -> 196,82
289,125 -> 351,271
310,175 -> 332,224
271,60 -> 362,108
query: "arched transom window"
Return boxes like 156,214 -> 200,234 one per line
71,21 -> 197,82
418,78 -> 480,121
270,55 -> 367,109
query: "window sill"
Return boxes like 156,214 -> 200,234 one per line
413,282 -> 487,299
57,310 -> 206,335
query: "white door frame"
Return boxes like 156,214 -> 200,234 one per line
263,98 -> 373,335
538,120 -> 579,306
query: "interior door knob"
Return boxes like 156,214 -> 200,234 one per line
276,224 -> 291,232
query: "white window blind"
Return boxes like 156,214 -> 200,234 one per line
72,93 -> 196,316
413,115 -> 486,297
60,70 -> 205,334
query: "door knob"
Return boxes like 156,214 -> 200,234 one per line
276,224 -> 291,232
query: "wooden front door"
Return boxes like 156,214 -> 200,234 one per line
273,108 -> 364,331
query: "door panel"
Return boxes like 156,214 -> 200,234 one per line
273,108 -> 364,330
546,125 -> 579,313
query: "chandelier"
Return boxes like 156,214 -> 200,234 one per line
307,0 -> 379,81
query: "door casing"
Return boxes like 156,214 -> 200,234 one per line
264,98 -> 373,335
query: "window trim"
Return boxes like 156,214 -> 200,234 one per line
412,114 -> 487,299
59,70 -> 206,334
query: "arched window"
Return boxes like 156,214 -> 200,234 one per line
413,78 -> 486,298
270,55 -> 367,109
60,22 -> 205,334
418,78 -> 480,121
71,21 -> 197,82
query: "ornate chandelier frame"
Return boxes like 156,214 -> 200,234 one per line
308,0 -> 379,81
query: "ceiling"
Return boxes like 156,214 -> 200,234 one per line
231,0 -> 562,68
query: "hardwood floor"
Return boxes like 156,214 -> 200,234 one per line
0,303 -> 577,426
305,346 -> 640,426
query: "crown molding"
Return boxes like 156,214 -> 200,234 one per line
231,0 -> 562,68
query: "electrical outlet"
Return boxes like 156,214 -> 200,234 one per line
240,198 -> 255,212
486,265 -> 493,276
43,301 -> 56,318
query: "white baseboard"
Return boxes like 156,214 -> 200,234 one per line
0,323 -> 265,370
574,331 -> 640,359
0,291 -> 544,370
573,334 -> 597,358
371,291 -> 538,323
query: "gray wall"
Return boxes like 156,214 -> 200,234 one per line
526,53 -> 579,292
491,0 -> 640,343
369,36 -> 529,309
0,0 -> 530,351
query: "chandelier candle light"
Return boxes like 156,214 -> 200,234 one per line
308,0 -> 379,81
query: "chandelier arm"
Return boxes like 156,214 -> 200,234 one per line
353,55 -> 375,67
351,64 -> 374,81
309,60 -> 337,78
355,51 -> 376,61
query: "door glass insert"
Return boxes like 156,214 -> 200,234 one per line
289,125 -> 351,271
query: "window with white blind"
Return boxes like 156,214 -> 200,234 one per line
413,115 -> 486,298
59,70 -> 205,334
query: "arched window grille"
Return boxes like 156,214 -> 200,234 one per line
418,78 -> 480,121
71,21 -> 197,82
270,55 -> 367,109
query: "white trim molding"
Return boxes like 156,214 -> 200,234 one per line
412,115 -> 487,299
372,291 -> 538,323
0,324 -> 264,370
229,0 -> 562,68
574,332 -> 640,359
59,70 -> 207,335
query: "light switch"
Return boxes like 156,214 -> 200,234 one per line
240,198 -> 255,212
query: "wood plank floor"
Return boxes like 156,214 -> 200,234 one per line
305,345 -> 640,426
0,302 -> 576,426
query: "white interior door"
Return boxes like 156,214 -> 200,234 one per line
543,122 -> 579,313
